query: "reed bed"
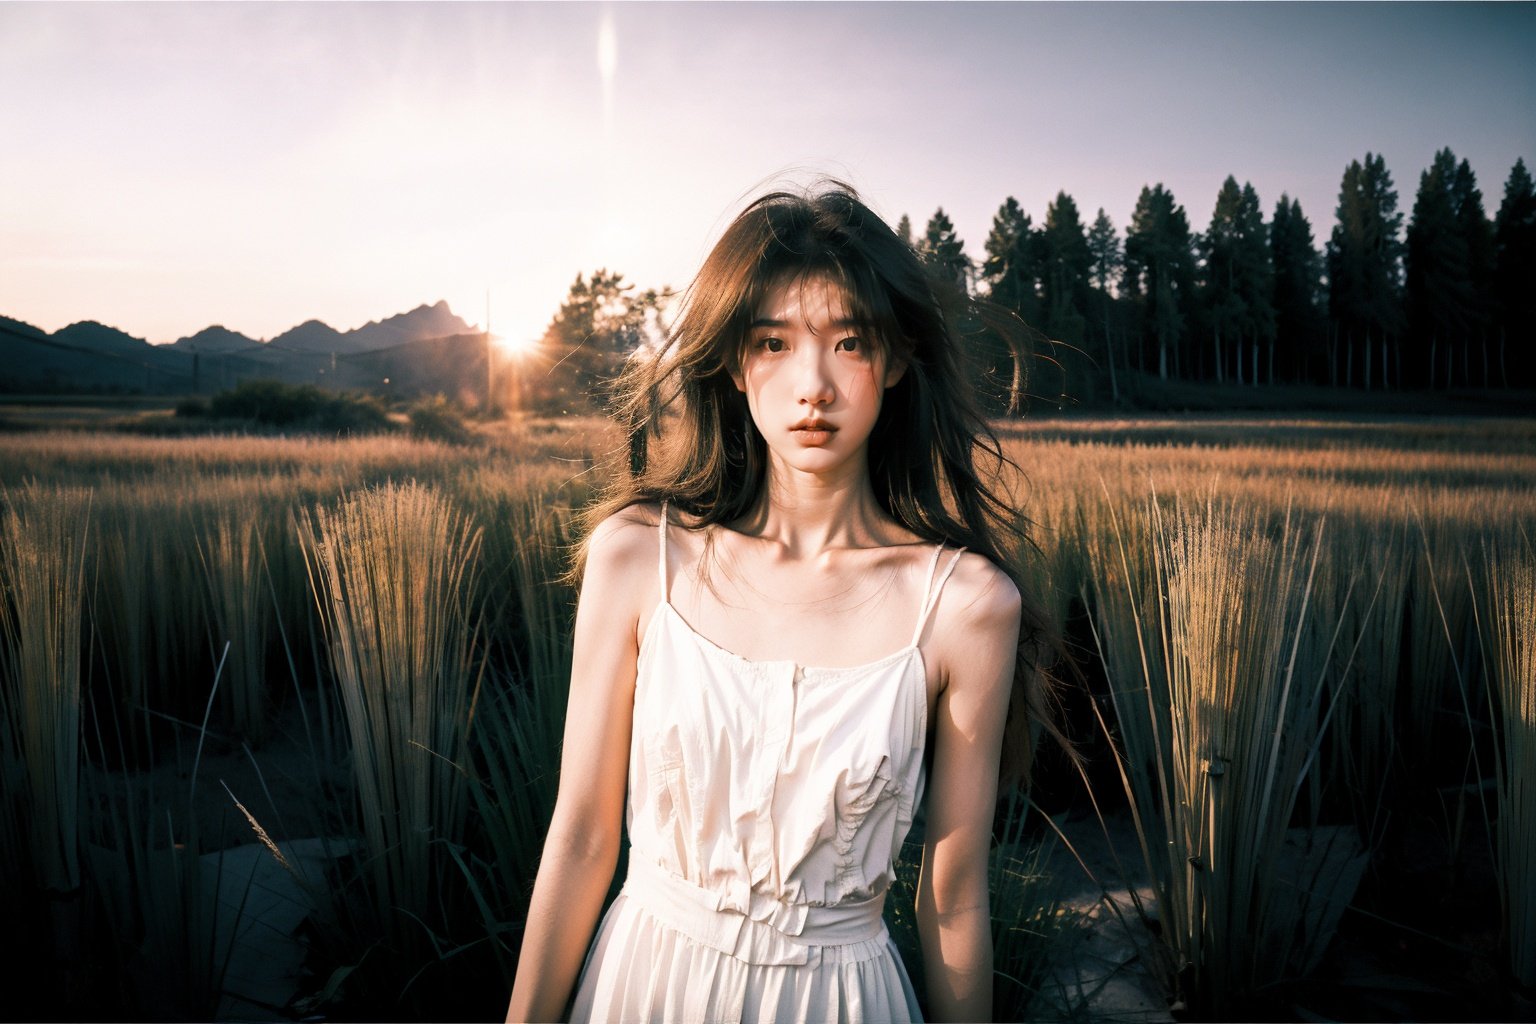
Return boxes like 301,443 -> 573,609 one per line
196,513 -> 274,744
1474,530 -> 1536,987
1,414 -> 1532,1018
461,498 -> 576,936
1117,496 -> 1339,1013
0,484 -> 92,897
298,481 -> 485,963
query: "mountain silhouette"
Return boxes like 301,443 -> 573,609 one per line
270,302 -> 473,355
0,301 -> 483,396
53,321 -> 153,357
349,301 -> 472,351
270,319 -> 346,353
171,325 -> 263,353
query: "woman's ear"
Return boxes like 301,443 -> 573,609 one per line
883,357 -> 907,389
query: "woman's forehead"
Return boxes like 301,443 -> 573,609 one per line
752,274 -> 858,326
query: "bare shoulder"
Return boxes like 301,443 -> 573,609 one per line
584,503 -> 661,578
937,551 -> 1022,633
926,551 -> 1021,698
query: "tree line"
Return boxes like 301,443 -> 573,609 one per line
921,149 -> 1534,403
533,150 -> 1534,413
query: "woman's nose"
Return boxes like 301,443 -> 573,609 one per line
795,352 -> 835,405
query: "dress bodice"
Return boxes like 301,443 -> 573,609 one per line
624,509 -> 964,920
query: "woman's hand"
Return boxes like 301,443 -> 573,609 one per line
505,507 -> 656,1023
916,554 -> 1020,1023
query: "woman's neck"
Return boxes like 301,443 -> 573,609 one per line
730,459 -> 900,556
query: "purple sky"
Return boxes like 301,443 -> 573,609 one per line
2,1 -> 1531,348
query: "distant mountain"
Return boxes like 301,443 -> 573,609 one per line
0,314 -> 47,341
0,300 -> 482,396
171,325 -> 261,353
53,320 -> 153,357
270,301 -> 474,355
270,318 -> 345,354
350,301 -> 473,352
2,316 -> 193,394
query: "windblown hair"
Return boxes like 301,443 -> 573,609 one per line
582,180 -> 1066,788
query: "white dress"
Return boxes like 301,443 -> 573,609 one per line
569,510 -> 965,1024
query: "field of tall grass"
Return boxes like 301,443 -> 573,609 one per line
1,413 -> 1532,1020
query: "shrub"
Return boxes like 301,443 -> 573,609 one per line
192,380 -> 393,435
408,396 -> 475,446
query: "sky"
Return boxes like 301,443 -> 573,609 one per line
2,1 -> 1532,349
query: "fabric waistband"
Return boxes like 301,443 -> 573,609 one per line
619,855 -> 889,967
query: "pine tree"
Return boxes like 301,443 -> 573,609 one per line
1452,157 -> 1496,386
1124,184 -> 1195,380
981,197 -> 1041,325
1407,148 -> 1473,389
896,214 -> 913,248
919,208 -> 970,291
1088,209 -> 1123,295
1270,195 -> 1324,384
1040,191 -> 1092,347
1200,177 -> 1247,384
1494,158 -> 1536,386
1328,153 -> 1404,388
1087,209 -> 1123,401
1237,183 -> 1277,385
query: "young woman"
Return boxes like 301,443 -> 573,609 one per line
506,183 -> 1053,1023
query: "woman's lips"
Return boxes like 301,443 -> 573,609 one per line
790,420 -> 837,446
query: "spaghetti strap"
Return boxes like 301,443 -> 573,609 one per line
919,542 -> 944,601
657,501 -> 670,601
911,544 -> 966,646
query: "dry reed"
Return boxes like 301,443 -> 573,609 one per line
1473,530 -> 1536,987
0,483 -> 92,895
298,481 -> 485,956
1088,491 -> 1354,1014
196,514 -> 273,743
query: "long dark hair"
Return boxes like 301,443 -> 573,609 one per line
582,180 -> 1064,788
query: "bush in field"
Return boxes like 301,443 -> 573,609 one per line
407,396 -> 475,446
194,380 -> 393,434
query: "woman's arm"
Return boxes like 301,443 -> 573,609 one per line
916,557 -> 1020,1023
505,510 -> 654,1023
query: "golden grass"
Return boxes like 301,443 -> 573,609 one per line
1,414 -> 1532,1013
298,481 -> 485,956
1085,491 -> 1348,1013
1474,530 -> 1536,987
196,513 -> 273,744
0,483 -> 92,894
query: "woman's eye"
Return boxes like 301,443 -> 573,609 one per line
836,337 -> 862,353
761,337 -> 785,353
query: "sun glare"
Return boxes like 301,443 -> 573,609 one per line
493,333 -> 539,358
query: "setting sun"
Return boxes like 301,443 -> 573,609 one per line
492,332 -> 539,358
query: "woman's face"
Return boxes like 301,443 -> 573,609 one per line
732,275 -> 905,482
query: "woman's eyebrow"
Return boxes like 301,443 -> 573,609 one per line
747,317 -> 866,329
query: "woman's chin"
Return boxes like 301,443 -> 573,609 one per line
767,443 -> 867,478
